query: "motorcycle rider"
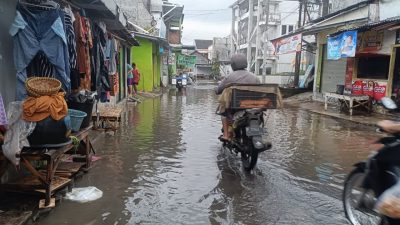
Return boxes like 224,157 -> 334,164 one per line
216,53 -> 260,141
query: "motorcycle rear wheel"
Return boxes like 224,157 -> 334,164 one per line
343,168 -> 383,225
241,145 -> 258,171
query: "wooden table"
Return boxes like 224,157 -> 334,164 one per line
0,126 -> 94,207
92,107 -> 122,133
324,92 -> 371,116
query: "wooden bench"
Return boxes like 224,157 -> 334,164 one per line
324,92 -> 372,116
0,126 -> 94,207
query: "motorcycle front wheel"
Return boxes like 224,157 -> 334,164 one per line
241,145 -> 258,171
343,168 -> 383,225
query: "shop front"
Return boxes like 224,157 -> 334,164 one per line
314,18 -> 400,104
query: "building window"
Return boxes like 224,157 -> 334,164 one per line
288,25 -> 294,33
357,55 -> 390,79
281,25 -> 287,35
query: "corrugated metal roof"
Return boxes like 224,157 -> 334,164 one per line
329,16 -> 400,36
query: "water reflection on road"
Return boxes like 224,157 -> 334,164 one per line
38,84 -> 381,225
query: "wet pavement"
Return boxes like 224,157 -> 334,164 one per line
37,84 -> 384,225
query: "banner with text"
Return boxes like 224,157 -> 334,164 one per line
273,34 -> 302,55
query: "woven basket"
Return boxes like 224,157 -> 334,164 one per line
25,77 -> 61,97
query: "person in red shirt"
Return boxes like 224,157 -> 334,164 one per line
132,63 -> 140,96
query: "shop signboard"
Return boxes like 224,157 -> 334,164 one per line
177,54 -> 196,68
272,34 -> 302,55
327,31 -> 357,60
358,30 -> 384,53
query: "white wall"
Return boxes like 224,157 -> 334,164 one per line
380,0 -> 400,20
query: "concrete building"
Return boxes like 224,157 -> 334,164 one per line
194,39 -> 213,56
191,39 -> 213,78
208,37 -> 232,77
230,0 -> 320,82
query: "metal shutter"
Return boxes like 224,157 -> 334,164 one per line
320,46 -> 347,93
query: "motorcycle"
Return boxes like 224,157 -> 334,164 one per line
343,97 -> 400,225
176,78 -> 184,91
217,85 -> 277,171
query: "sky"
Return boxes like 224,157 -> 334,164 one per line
172,0 -> 233,45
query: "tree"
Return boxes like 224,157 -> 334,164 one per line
211,53 -> 221,80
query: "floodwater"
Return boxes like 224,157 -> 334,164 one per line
38,84 -> 383,225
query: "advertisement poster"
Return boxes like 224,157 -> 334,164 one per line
374,81 -> 387,100
358,30 -> 384,53
327,31 -> 357,60
272,34 -> 302,55
345,58 -> 354,90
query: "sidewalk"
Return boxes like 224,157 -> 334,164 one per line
284,92 -> 397,127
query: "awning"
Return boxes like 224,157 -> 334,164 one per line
134,32 -> 169,46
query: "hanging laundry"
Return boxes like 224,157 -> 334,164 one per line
106,36 -> 118,75
0,94 -> 7,126
9,4 -> 70,100
74,12 -> 93,91
64,6 -> 80,90
26,53 -> 55,77
91,22 -> 110,97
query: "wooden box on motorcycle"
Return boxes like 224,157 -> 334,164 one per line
218,84 -> 283,112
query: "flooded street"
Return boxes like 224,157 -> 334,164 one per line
38,84 -> 382,225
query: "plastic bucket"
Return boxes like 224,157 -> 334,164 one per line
336,85 -> 345,95
68,109 -> 87,132
68,101 -> 94,129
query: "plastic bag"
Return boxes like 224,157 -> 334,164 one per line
375,181 -> 400,218
65,186 -> 103,203
2,102 -> 36,165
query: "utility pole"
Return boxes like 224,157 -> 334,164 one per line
255,0 -> 263,78
294,0 -> 303,87
231,7 -> 236,56
247,0 -> 254,71
262,0 -> 270,79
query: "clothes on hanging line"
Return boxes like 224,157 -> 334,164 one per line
10,3 -> 70,100
74,11 -> 93,91
26,52 -> 55,77
64,6 -> 77,70
0,94 -> 7,126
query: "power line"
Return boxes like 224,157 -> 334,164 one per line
185,8 -> 230,12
